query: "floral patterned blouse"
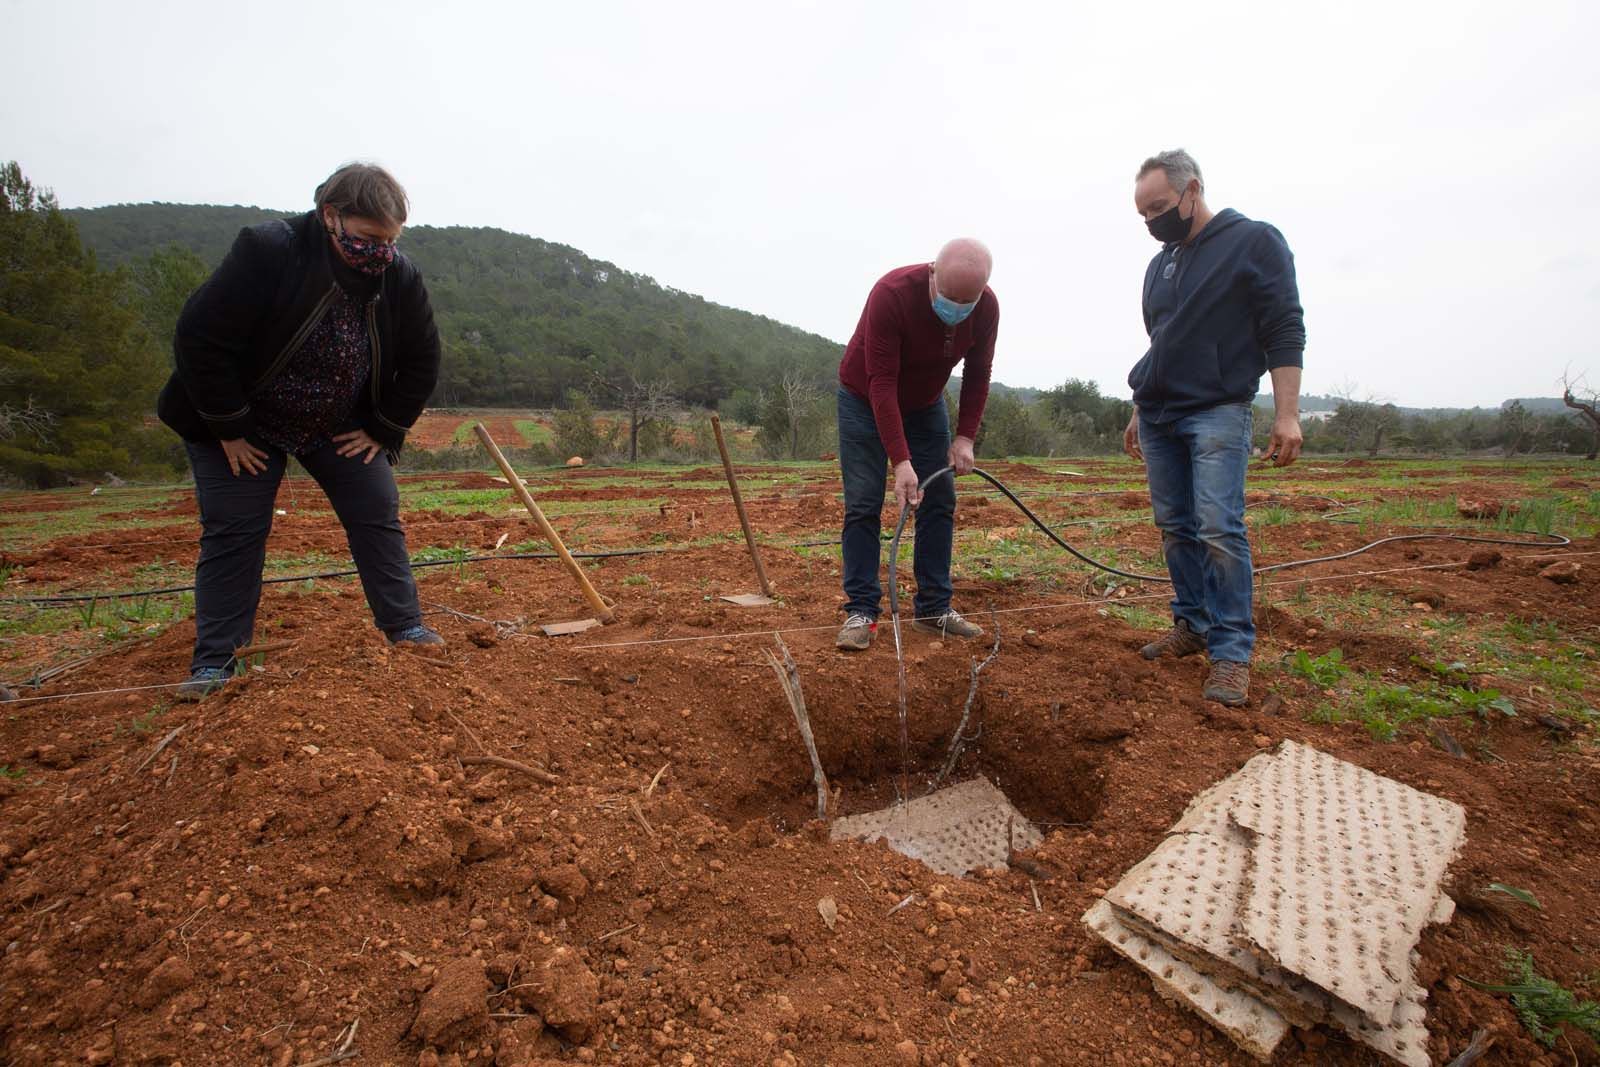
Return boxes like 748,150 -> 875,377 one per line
254,289 -> 373,454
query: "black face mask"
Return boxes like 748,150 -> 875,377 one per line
1146,187 -> 1195,244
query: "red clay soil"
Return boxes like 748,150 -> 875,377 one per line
1,484 -> 1598,1066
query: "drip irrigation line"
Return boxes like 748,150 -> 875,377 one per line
2,547 -> 670,605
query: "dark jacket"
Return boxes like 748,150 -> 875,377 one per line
1127,208 -> 1305,424
157,211 -> 441,450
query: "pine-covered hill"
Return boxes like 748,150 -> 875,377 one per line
67,203 -> 844,409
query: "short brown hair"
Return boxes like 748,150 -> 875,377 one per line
314,162 -> 409,227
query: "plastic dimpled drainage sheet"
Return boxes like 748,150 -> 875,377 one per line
1083,741 -> 1463,1067
829,778 -> 1042,877
1228,740 -> 1465,1028
1084,899 -> 1289,1064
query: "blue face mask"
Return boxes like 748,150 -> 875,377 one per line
931,291 -> 978,327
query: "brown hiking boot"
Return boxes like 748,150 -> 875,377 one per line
835,612 -> 877,651
1203,660 -> 1250,706
1139,619 -> 1205,660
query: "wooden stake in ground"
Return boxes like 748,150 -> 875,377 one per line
764,634 -> 829,820
710,414 -> 774,603
473,423 -> 614,625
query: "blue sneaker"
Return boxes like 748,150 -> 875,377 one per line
387,624 -> 445,648
176,666 -> 230,702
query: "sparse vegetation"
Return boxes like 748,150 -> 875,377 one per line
1464,949 -> 1600,1049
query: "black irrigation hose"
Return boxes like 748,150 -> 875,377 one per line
1,547 -> 668,605
885,465 -> 1574,608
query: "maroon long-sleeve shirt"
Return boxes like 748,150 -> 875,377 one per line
837,263 -> 998,466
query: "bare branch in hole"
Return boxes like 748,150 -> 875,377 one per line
764,634 -> 830,820
936,609 -> 1001,785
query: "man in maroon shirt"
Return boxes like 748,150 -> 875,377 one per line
834,238 -> 998,651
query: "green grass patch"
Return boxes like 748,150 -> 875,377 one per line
1102,603 -> 1169,631
515,420 -> 553,446
1505,616 -> 1564,643
1249,505 -> 1296,526
1284,647 -> 1349,687
1464,949 -> 1600,1049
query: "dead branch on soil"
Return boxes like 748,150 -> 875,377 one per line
763,634 -> 830,820
1444,1030 -> 1493,1067
232,639 -> 297,659
302,1018 -> 359,1067
133,725 -> 185,774
460,755 -> 558,784
421,599 -> 524,638
447,711 -> 487,755
18,632 -> 163,689
935,611 -> 1001,785
628,797 -> 656,836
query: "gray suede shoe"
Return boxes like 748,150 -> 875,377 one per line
835,613 -> 876,651
911,611 -> 985,639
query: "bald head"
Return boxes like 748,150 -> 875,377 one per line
930,238 -> 992,304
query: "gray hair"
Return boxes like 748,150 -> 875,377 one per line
1137,149 -> 1204,195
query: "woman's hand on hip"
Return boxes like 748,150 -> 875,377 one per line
221,438 -> 270,476
332,428 -> 384,464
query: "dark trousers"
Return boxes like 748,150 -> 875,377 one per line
837,387 -> 955,620
184,438 -> 422,671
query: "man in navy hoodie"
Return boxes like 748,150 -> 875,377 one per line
1123,149 -> 1305,706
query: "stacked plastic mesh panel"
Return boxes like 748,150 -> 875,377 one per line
1082,741 -> 1464,1065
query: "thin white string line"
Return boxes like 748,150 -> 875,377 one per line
4,680 -> 193,707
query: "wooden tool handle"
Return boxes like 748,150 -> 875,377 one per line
711,414 -> 773,598
473,423 -> 615,624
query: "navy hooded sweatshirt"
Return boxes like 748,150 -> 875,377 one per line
1127,208 -> 1305,424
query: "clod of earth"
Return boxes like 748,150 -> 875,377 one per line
1457,497 -> 1517,519
135,956 -> 194,1010
1539,560 -> 1581,584
517,944 -> 600,1042
408,957 -> 489,1047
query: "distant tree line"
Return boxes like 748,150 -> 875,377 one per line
2,167 -> 1595,487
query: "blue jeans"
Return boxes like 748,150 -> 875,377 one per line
1139,402 -> 1254,663
837,388 -> 955,620
185,436 -> 423,671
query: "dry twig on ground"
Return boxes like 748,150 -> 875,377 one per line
936,610 -> 1001,784
1444,1029 -> 1493,1067
763,634 -> 830,820
460,754 -> 558,784
302,1018 -> 359,1067
133,725 -> 185,775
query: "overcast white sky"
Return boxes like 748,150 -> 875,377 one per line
5,0 -> 1597,407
